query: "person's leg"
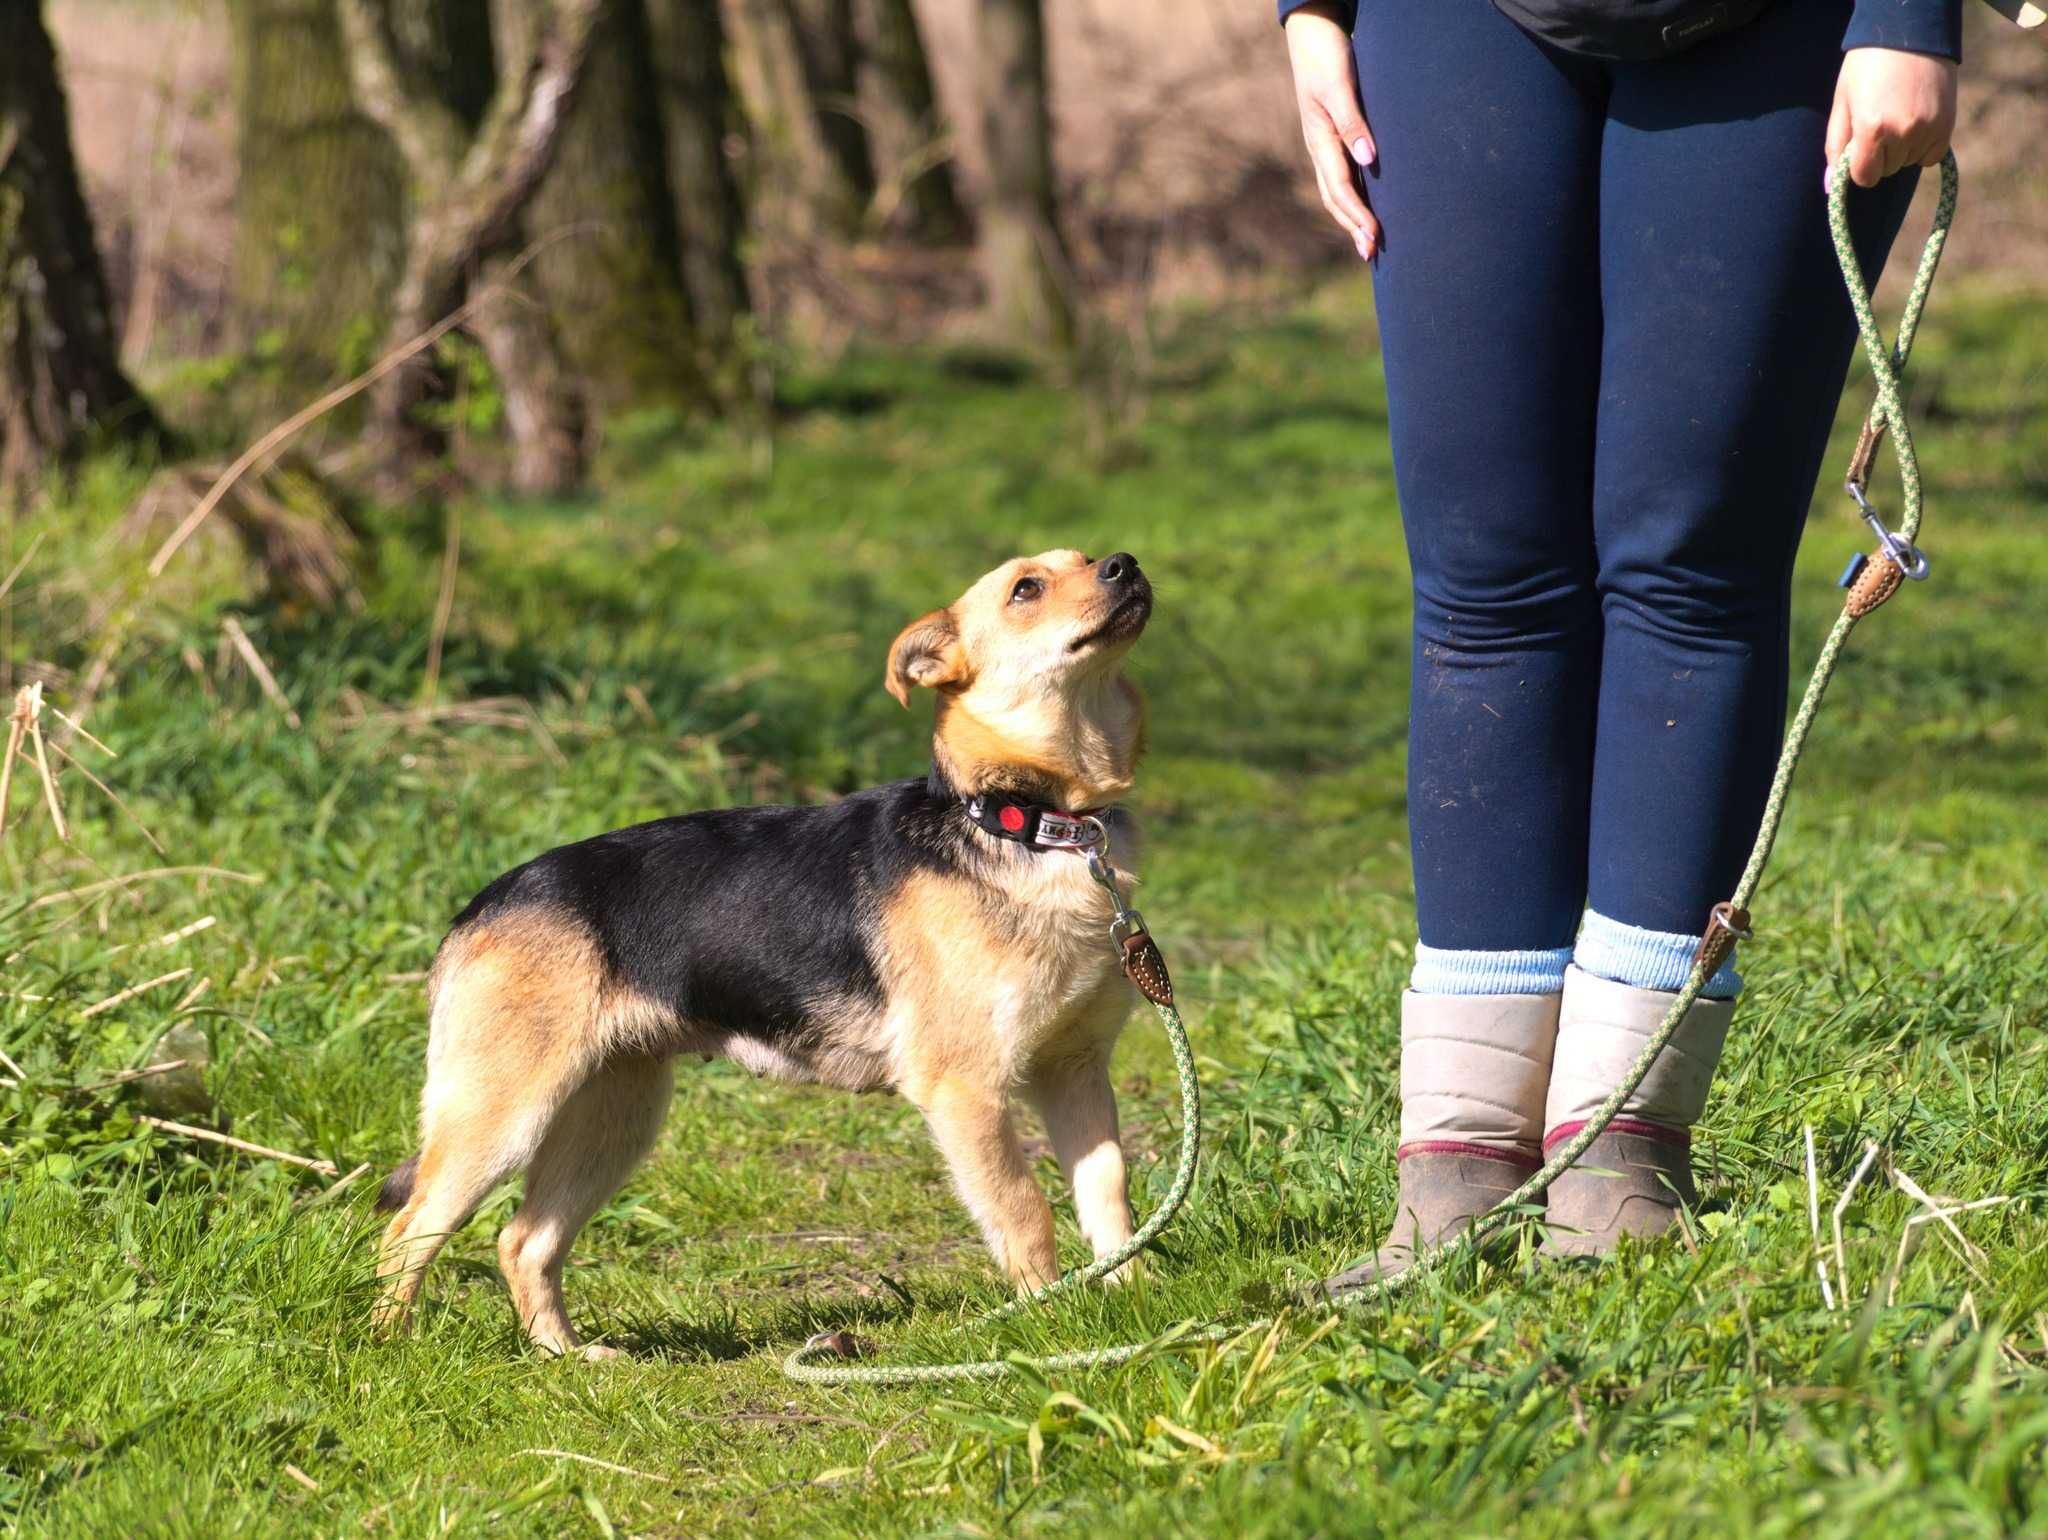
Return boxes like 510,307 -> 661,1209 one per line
1544,1 -> 1921,1248
1327,1 -> 1608,1293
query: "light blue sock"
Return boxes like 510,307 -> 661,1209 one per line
1411,941 -> 1573,996
1574,908 -> 1742,999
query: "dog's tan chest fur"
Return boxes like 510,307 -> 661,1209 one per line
876,850 -> 1135,1093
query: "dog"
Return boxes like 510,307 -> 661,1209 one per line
372,549 -> 1155,1358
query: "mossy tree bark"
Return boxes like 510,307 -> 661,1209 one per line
0,0 -> 161,497
727,0 -> 872,238
854,0 -> 965,243
644,0 -> 749,355
522,0 -> 696,408
227,0 -> 406,389
337,0 -> 601,494
975,0 -> 1074,350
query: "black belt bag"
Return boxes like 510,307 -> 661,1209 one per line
1489,0 -> 1772,59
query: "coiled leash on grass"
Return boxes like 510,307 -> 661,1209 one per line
783,152 -> 1959,1387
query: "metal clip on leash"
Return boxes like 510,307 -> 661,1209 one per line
1083,817 -> 1177,1010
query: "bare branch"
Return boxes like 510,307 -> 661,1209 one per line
449,0 -> 605,265
334,0 -> 468,186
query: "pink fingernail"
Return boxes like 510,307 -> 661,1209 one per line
1351,137 -> 1375,168
1354,231 -> 1374,262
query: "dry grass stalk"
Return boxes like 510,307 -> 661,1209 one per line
281,1464 -> 320,1494
109,915 -> 217,953
1804,1125 -> 1835,1309
0,689 -> 24,841
80,967 -> 194,1020
45,734 -> 165,855
173,976 -> 212,1013
27,687 -> 66,841
73,1058 -> 190,1094
315,1161 -> 374,1203
1831,1140 -> 1882,1306
26,866 -> 262,910
421,503 -> 462,705
220,617 -> 302,729
4,684 -> 68,844
129,459 -> 366,615
331,689 -> 573,768
47,704 -> 113,758
1892,1164 -> 1994,1278
516,1449 -> 674,1485
0,532 -> 45,605
1888,1196 -> 2014,1306
137,1115 -> 339,1176
62,637 -> 121,747
179,646 -> 214,702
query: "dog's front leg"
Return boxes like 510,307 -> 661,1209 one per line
1027,1051 -> 1137,1283
911,1074 -> 1058,1292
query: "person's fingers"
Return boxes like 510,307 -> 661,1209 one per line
1310,158 -> 1379,261
1303,106 -> 1377,255
1321,84 -> 1376,170
1888,132 -> 1919,180
1824,88 -> 1852,180
1354,197 -> 1381,257
1308,159 -> 1358,237
1904,122 -> 1948,170
1847,122 -> 1885,189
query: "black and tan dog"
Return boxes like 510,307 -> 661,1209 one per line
373,549 -> 1155,1357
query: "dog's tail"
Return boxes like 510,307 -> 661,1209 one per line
374,1152 -> 421,1213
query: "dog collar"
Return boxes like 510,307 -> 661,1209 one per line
961,792 -> 1105,851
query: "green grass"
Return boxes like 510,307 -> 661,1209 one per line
3,275 -> 2045,1537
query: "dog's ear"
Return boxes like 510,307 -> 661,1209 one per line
886,609 -> 967,707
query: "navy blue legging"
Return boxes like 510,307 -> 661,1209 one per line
1355,0 -> 1918,966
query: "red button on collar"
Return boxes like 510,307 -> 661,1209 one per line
999,805 -> 1027,832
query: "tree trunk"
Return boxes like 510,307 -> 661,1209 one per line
975,0 -> 1073,350
468,250 -> 586,490
227,0 -> 407,388
389,0 -> 498,130
727,0 -> 871,237
787,0 -> 872,224
523,0 -> 695,406
337,0 -> 602,494
0,0 -> 161,496
854,0 -> 965,243
644,0 -> 748,352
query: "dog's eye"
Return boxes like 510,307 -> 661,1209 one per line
1009,577 -> 1043,604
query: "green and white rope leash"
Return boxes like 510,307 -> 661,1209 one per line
784,151 -> 1959,1388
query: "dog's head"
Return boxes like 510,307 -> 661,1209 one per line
886,550 -> 1151,808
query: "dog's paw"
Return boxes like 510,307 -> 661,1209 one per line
578,1343 -> 625,1363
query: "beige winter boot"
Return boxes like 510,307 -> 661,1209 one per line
1321,990 -> 1559,1300
1541,965 -> 1736,1257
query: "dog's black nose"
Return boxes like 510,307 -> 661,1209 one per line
1097,552 -> 1140,586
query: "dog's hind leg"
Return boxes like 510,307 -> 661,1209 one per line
372,1058 -> 571,1333
496,1054 -> 673,1359
373,914 -> 605,1335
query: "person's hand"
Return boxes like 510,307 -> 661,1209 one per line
1826,48 -> 1958,189
1284,4 -> 1378,260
